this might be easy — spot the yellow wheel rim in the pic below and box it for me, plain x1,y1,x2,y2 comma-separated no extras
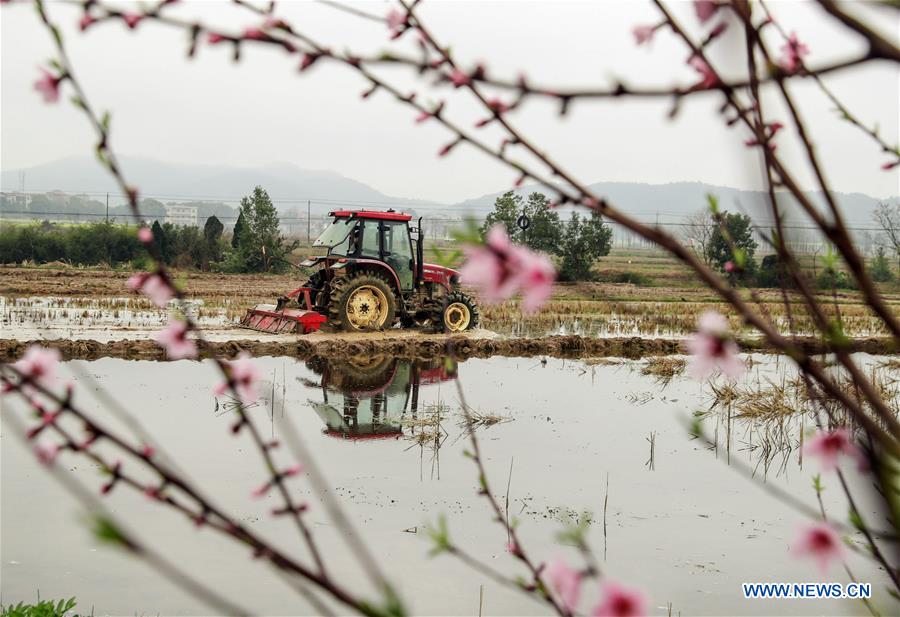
444,302,471,332
347,354,387,372
346,285,389,330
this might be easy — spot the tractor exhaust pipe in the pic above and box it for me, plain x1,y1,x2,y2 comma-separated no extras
416,216,424,287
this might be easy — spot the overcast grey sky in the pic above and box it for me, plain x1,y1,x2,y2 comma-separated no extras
2,0,898,203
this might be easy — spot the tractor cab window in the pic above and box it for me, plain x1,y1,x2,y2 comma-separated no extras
359,221,381,259
313,218,356,256
383,221,414,290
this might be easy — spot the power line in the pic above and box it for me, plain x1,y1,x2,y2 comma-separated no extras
0,209,889,232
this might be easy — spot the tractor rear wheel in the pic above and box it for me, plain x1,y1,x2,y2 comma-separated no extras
329,273,397,331
441,291,479,332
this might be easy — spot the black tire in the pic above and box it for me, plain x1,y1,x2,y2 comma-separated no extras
441,291,480,332
328,273,397,332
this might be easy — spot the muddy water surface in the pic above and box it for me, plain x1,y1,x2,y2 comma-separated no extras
1,354,892,616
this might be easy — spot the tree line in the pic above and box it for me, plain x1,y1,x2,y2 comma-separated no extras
682,205,896,288
0,192,238,224
0,186,297,273
482,191,613,281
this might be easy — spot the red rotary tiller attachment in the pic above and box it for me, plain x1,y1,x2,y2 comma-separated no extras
239,287,327,335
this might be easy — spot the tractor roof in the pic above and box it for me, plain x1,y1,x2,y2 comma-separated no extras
329,209,412,222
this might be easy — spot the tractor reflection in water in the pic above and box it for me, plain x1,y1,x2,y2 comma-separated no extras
305,355,455,441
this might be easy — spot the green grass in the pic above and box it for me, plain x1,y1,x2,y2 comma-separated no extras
1,598,81,617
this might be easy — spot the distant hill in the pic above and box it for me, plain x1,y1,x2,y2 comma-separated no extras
452,181,899,227
2,156,896,227
0,156,440,213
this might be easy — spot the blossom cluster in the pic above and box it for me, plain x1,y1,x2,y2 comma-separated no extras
460,225,556,313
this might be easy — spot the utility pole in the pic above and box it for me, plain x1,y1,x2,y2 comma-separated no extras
105,192,110,265
307,199,311,247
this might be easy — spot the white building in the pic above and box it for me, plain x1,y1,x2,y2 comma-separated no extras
164,204,198,227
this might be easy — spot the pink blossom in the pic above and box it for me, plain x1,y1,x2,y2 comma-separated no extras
122,13,142,29
410,101,444,123
34,442,61,466
207,32,228,45
263,16,288,30
79,433,99,451
141,274,175,308
282,463,304,478
437,141,457,157
137,226,153,243
780,32,809,74
709,20,728,38
792,522,844,573
299,53,320,71
685,310,745,380
272,502,309,516
724,260,735,272
632,25,656,45
516,248,556,313
486,98,510,114
14,345,61,390
693,1,720,24
460,225,517,303
802,428,865,472
882,161,900,171
127,272,147,292
215,352,261,402
505,540,521,557
545,560,583,612
154,320,197,360
449,68,470,87
34,69,61,103
79,13,96,31
127,271,174,306
27,410,60,439
386,8,406,30
140,445,156,458
242,27,266,40
251,481,272,498
459,225,556,313
688,56,718,89
592,581,648,617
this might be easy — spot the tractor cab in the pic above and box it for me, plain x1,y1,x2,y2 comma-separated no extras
313,210,417,291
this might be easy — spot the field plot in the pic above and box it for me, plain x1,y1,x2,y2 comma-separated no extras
2,263,898,615
2,264,898,345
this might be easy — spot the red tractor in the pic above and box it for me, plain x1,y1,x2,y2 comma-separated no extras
240,209,479,333
304,354,456,440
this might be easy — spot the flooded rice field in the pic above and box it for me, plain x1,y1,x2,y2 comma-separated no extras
0,296,238,341
2,353,896,615
2,296,897,365
3,294,897,343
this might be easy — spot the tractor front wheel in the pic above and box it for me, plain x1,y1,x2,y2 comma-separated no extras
441,291,479,332
329,274,397,331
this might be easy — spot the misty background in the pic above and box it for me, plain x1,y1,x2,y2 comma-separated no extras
1,0,898,241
